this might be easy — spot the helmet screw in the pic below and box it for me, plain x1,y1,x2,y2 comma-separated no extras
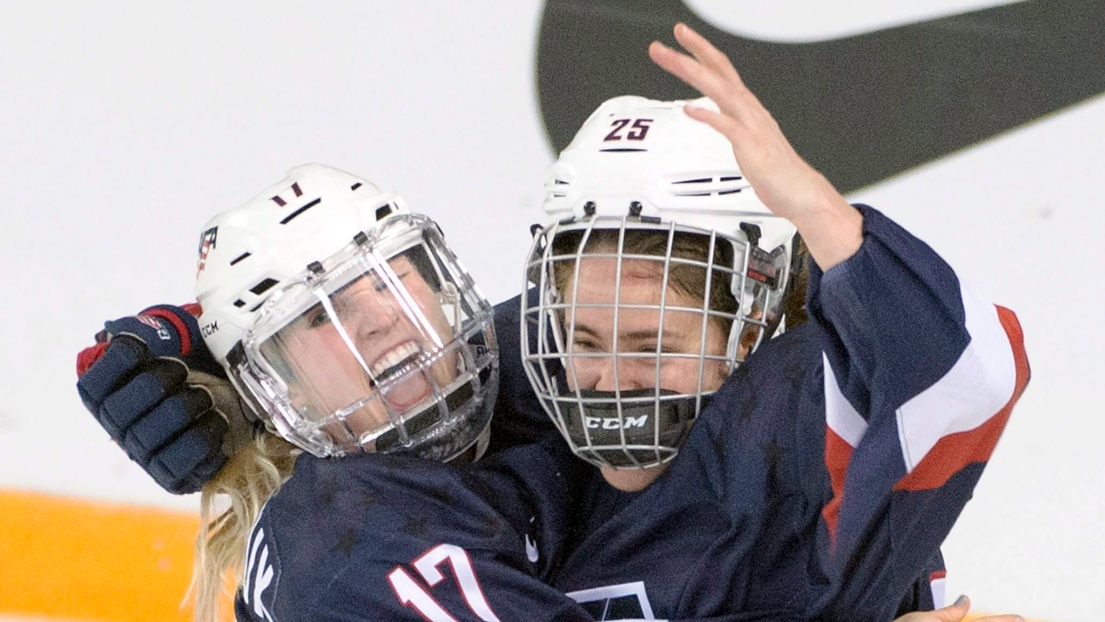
629,201,643,217
583,201,596,216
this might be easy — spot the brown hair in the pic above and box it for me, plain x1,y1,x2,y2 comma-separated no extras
779,233,809,328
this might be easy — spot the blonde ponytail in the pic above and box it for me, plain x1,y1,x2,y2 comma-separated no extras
188,433,298,621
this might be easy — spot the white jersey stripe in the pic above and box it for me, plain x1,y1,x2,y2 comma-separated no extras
243,525,263,604
896,285,1017,472
824,352,868,448
930,574,947,609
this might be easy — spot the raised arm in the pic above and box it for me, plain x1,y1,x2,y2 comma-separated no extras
647,22,862,271
647,22,1030,622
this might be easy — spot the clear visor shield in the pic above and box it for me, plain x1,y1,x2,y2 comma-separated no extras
521,217,781,469
240,215,497,459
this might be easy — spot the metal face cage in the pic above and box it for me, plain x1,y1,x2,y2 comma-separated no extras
521,215,786,470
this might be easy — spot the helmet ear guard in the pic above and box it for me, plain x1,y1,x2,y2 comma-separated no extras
725,236,792,365
224,341,266,425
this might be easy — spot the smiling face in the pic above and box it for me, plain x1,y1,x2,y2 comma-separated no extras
559,253,731,491
544,228,750,491
564,254,730,396
260,253,459,449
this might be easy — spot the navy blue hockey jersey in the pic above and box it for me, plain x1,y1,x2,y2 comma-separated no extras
540,206,1029,621
234,438,595,621
234,206,1027,621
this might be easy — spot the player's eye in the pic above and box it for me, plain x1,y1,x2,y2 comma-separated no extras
571,336,601,352
305,306,331,329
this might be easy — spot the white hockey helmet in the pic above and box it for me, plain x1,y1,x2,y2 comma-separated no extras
522,96,796,470
195,164,497,461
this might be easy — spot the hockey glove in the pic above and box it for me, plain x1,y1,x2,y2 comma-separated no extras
76,304,254,494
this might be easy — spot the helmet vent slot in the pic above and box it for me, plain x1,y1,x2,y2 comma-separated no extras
668,175,748,197
599,148,646,152
375,204,393,220
233,299,246,308
280,198,321,225
230,252,251,266
549,179,569,199
250,278,279,296
351,182,363,191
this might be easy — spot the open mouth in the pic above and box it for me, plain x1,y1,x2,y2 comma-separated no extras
371,341,423,382
370,341,433,410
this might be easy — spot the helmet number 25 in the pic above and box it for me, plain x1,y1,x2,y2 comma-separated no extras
604,118,654,142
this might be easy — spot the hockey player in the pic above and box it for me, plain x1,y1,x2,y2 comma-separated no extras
75,160,1022,622
74,27,1028,622
513,24,1028,621
77,163,609,621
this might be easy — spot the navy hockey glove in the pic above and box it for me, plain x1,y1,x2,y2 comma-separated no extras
76,304,252,494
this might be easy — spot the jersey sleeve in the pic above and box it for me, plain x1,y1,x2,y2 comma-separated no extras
805,205,1030,621
891,550,946,616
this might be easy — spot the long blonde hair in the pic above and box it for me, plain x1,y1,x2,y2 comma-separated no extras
188,432,298,621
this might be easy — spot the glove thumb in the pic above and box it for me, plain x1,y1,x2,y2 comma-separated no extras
187,369,260,458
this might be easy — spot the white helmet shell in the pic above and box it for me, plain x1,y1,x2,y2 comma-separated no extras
542,95,796,255
196,164,407,363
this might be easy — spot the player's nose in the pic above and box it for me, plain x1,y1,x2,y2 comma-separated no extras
592,355,648,392
342,288,402,346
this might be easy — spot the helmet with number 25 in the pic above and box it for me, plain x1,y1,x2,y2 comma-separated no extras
195,164,498,462
522,96,797,473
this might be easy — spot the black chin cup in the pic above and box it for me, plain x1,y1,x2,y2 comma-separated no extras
553,388,703,467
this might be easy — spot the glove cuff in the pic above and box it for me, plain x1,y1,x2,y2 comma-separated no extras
140,305,199,357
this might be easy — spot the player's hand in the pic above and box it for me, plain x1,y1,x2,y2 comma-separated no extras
76,304,252,494
647,22,862,270
894,595,1024,622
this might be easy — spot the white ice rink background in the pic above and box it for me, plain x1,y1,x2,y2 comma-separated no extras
0,1,1099,620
